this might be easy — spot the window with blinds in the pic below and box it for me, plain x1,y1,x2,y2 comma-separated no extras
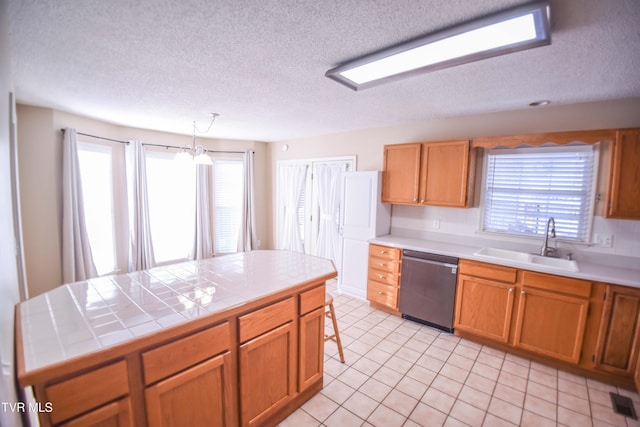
482,144,598,243
213,158,243,254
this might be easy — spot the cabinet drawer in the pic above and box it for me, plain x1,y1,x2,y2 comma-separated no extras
300,285,325,315
367,281,398,308
369,257,401,274
45,360,129,424
142,322,231,385
522,271,591,298
239,297,295,343
368,267,400,287
459,259,517,283
369,244,401,261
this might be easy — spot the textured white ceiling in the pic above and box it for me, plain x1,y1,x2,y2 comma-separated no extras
8,0,640,142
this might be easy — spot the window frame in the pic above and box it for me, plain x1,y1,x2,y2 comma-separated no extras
478,143,600,245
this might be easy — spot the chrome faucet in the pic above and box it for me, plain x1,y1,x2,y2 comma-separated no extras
540,217,557,257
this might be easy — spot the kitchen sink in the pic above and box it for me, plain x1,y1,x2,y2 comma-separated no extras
474,247,579,272
474,247,533,262
529,255,579,272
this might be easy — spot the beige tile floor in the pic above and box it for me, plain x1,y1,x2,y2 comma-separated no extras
280,280,640,427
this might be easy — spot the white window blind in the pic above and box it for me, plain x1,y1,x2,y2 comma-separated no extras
482,145,597,242
213,158,243,254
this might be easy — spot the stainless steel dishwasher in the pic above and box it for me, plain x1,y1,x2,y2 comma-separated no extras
398,249,459,333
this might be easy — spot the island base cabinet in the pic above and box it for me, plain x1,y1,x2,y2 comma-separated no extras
145,352,235,427
61,398,133,427
514,288,589,364
299,307,324,392
240,322,296,427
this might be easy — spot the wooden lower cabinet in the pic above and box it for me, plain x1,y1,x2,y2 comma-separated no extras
299,307,324,392
455,260,592,365
145,352,234,427
43,360,130,426
514,287,588,364
455,274,515,343
367,244,402,314
594,285,640,375
26,283,328,427
61,398,133,427
240,323,296,427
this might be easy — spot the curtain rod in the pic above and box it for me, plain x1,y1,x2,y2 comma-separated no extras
60,128,252,154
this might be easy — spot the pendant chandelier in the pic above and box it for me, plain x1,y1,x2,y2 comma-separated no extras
175,113,219,165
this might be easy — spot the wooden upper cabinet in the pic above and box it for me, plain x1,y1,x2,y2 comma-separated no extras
382,143,422,204
607,129,640,219
382,140,472,207
420,140,471,207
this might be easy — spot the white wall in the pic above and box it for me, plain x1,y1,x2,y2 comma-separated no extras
16,106,271,297
271,97,640,259
0,0,24,424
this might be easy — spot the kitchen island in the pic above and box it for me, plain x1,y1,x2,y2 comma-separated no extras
15,250,337,427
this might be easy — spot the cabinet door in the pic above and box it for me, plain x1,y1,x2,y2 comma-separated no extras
594,285,640,375
514,288,588,364
382,143,422,203
420,140,470,207
145,352,236,427
61,398,133,427
454,275,515,343
299,307,324,392
607,129,640,219
240,322,296,427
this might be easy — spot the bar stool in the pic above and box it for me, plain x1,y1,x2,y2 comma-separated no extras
324,293,345,363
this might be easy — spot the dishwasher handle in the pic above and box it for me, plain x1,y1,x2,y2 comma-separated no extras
402,249,458,266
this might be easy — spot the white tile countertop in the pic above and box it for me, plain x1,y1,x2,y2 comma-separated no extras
17,250,337,374
371,235,640,288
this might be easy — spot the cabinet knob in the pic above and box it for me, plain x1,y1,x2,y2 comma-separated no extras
378,291,384,295
521,291,526,296
421,199,425,203
379,275,385,279
509,288,514,293
380,263,385,267
380,250,386,254
413,197,418,202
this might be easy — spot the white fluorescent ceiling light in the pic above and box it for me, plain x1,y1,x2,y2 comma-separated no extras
326,0,551,91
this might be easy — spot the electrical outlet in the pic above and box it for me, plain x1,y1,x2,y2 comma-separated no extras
593,233,614,247
433,219,440,229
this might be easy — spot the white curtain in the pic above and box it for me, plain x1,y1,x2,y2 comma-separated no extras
279,164,308,252
193,164,213,259
126,140,155,271
314,163,343,261
61,128,98,282
237,150,257,252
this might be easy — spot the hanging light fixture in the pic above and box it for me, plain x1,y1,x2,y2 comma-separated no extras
175,113,219,165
